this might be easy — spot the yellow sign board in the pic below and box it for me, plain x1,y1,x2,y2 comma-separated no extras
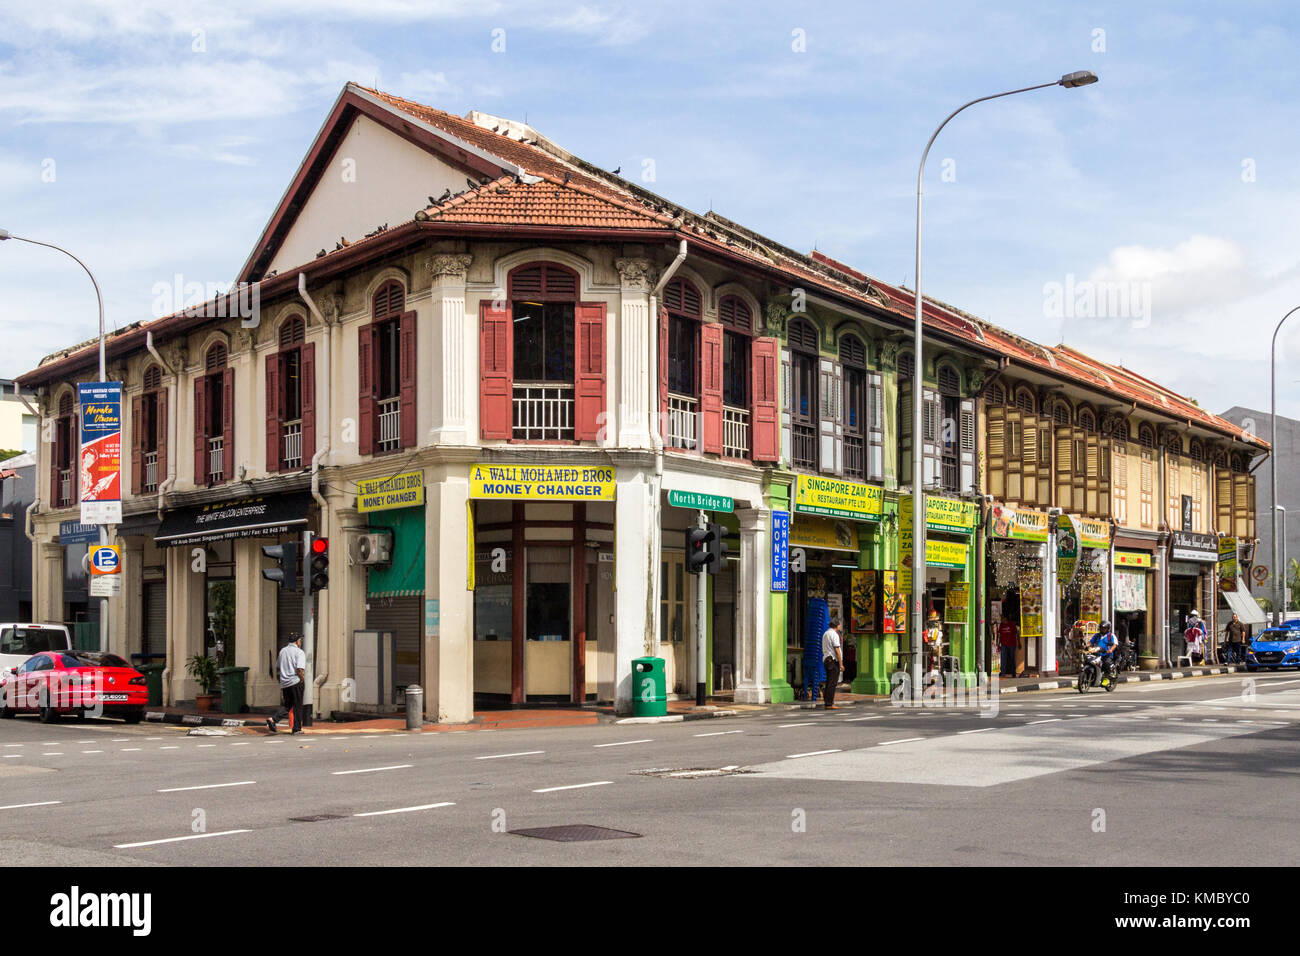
944,581,969,623
989,504,1049,542
469,463,615,501
356,471,426,513
790,516,859,552
900,539,969,591
794,476,884,522
900,494,978,534
1115,550,1151,568
1073,516,1111,550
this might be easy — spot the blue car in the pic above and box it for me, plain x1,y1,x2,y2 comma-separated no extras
1245,622,1300,671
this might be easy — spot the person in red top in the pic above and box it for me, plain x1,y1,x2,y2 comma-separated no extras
998,616,1019,678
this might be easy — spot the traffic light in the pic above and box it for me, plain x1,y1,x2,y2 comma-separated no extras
686,523,728,574
686,526,710,572
261,541,298,590
306,533,330,593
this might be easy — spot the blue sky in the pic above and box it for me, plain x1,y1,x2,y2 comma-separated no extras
2,0,1298,425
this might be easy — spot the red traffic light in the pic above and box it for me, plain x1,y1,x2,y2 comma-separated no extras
311,537,329,554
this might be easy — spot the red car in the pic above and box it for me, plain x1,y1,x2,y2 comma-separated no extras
0,650,147,723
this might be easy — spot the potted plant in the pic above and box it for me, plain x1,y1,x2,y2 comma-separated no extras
1139,654,1160,672
186,654,220,711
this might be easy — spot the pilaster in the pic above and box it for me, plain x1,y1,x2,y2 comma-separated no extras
616,257,653,449
428,254,473,446
734,507,772,703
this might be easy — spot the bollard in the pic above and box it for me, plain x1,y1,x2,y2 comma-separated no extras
405,684,424,731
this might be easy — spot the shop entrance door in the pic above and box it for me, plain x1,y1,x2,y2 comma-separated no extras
525,547,572,698
660,552,688,693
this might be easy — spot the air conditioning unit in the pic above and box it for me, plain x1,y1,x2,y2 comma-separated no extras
355,531,393,566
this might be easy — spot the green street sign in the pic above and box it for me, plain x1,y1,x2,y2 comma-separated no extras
668,490,734,513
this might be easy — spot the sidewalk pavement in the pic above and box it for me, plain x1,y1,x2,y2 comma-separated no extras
146,663,1250,733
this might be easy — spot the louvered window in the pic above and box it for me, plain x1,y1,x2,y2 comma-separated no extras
937,364,960,396
1015,387,1035,414
508,262,578,301
1189,439,1205,462
205,344,226,372
718,295,752,332
788,318,819,353
279,316,305,348
1079,408,1096,432
662,277,702,317
988,382,1006,406
144,365,162,390
841,335,867,479
1138,425,1155,449
373,280,404,319
1053,401,1071,426
1112,420,1130,443
897,352,914,379
790,320,818,471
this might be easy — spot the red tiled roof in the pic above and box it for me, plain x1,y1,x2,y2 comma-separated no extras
418,174,673,230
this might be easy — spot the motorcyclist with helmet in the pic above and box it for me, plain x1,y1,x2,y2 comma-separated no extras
1088,620,1119,685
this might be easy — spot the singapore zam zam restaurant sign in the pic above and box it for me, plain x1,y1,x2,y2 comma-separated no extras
469,464,615,500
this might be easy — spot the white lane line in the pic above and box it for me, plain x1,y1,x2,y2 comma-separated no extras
1200,719,1219,723
77,739,95,743
196,744,217,748
1027,718,1062,725
958,728,995,735
3,755,23,759
845,716,884,722
879,737,924,746
3,744,23,748
230,742,250,747
594,739,653,748
1167,717,1184,721
160,746,179,750
114,829,251,849
778,722,816,728
111,738,130,742
157,781,256,793
121,748,141,752
478,749,543,759
1130,716,1150,721
1066,714,1086,717
694,730,743,737
80,750,104,754
0,801,61,810
146,737,162,740
354,802,455,817
331,765,412,776
787,749,841,759
40,752,64,756
533,781,612,793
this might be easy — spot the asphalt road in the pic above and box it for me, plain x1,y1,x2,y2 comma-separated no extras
1,672,1297,866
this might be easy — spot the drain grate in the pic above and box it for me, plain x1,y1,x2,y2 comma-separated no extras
511,824,641,842
633,766,751,779
290,813,346,822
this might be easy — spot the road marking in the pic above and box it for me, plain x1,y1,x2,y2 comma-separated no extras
1200,719,1219,723
594,739,653,748
1167,717,1183,721
157,781,256,793
331,765,412,776
958,728,995,735
231,742,250,747
80,750,104,754
879,737,923,746
475,751,546,760
787,749,841,759
778,722,815,728
121,748,141,752
40,752,64,756
146,737,162,740
196,744,217,748
844,716,884,722
114,829,251,849
1130,716,1150,720
0,801,60,810
111,738,129,742
77,739,95,743
533,781,612,793
1066,714,1086,717
3,744,22,748
3,755,23,759
354,802,455,817
694,730,743,737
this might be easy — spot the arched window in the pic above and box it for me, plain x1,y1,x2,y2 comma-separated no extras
52,390,77,506
987,382,1006,406
267,314,314,471
718,295,752,332
1052,399,1071,427
1015,387,1036,415
1139,424,1156,449
789,318,819,470
136,364,166,492
718,296,753,459
1165,431,1182,456
144,365,162,390
663,278,705,451
936,364,960,397
1112,419,1130,443
1078,407,1096,432
662,277,702,317
1189,439,1205,462
367,281,411,453
897,351,914,379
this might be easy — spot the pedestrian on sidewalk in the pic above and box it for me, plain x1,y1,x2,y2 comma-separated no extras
1223,613,1246,664
268,635,306,734
998,614,1019,679
1184,611,1207,665
822,615,844,710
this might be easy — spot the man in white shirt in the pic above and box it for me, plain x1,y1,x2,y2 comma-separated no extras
267,635,307,734
822,615,844,710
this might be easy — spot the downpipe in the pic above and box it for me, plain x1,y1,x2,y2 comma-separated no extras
145,331,177,518
298,273,332,707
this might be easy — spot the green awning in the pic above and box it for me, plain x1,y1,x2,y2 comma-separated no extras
367,505,425,598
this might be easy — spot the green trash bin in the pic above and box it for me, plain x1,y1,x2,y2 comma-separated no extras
217,666,250,715
139,663,166,707
631,657,667,717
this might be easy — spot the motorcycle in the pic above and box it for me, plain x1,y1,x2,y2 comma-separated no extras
1114,640,1137,674
1077,652,1117,693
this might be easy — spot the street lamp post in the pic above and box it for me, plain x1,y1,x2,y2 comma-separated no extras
910,71,1098,700
1270,306,1300,625
0,228,110,649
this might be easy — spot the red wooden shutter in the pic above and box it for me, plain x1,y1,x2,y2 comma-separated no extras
50,419,63,504
658,306,669,439
194,378,207,485
300,342,316,467
574,302,606,441
131,396,143,496
156,389,168,487
751,337,779,462
480,301,512,439
700,322,723,454
399,311,417,448
220,369,233,481
265,354,280,473
358,325,375,455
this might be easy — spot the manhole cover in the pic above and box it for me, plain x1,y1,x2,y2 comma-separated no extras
290,814,346,822
632,766,751,779
511,825,641,842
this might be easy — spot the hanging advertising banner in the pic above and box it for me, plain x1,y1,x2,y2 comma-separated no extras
900,538,969,592
789,516,859,552
793,476,884,522
851,569,875,633
1114,567,1148,612
1170,530,1217,563
900,494,978,535
78,382,122,525
1057,514,1079,588
881,570,904,634
468,463,615,500
770,510,789,593
1218,536,1238,592
989,504,1049,542
944,581,969,624
1080,576,1103,633
1018,565,1044,638
1074,517,1111,550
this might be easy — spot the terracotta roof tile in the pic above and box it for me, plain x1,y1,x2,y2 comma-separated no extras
419,174,673,230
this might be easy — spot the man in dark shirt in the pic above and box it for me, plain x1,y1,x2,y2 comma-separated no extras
1223,613,1246,664
998,616,1019,678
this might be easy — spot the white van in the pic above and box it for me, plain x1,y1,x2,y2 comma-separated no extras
0,624,74,672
